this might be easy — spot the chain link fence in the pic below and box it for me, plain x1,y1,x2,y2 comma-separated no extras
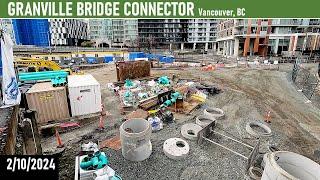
292,62,320,100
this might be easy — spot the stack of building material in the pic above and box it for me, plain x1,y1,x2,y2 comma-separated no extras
145,53,175,63
18,70,68,87
26,82,70,125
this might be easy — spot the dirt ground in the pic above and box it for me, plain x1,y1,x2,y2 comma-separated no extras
42,62,320,180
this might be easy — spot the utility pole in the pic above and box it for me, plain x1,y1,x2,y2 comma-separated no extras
47,31,51,54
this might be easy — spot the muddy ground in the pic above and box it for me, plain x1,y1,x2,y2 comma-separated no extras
42,63,320,180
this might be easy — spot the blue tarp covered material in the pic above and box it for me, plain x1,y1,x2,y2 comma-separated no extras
160,56,174,63
129,52,145,60
146,53,162,60
87,57,97,64
139,53,175,63
104,56,113,63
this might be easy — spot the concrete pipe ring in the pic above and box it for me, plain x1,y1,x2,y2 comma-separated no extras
120,118,152,161
262,151,320,179
203,107,225,120
248,166,263,180
163,138,190,160
267,145,280,152
261,153,270,169
196,115,216,127
181,123,202,140
245,121,272,138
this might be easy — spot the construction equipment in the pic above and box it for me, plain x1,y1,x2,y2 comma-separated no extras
14,57,81,74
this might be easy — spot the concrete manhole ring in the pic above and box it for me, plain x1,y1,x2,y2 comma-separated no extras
181,123,202,140
163,138,190,160
246,121,272,138
248,166,263,180
203,107,225,120
261,153,270,169
196,115,216,127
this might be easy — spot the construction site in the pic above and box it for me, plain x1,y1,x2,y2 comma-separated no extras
1,19,320,180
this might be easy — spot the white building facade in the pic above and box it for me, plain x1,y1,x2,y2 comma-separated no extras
88,19,138,47
49,19,88,46
187,19,218,51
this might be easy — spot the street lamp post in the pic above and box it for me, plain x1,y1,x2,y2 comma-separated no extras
47,31,51,54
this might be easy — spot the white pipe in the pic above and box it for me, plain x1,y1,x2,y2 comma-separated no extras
262,151,320,180
120,118,152,161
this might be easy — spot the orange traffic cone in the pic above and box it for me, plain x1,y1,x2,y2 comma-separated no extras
55,129,64,148
101,104,106,116
265,111,271,123
98,116,105,130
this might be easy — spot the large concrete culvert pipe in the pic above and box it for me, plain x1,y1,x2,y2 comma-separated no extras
262,151,320,180
120,118,152,161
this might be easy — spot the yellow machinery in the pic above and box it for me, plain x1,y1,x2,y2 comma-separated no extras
14,57,82,74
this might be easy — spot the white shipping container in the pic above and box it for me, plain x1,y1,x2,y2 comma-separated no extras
68,75,102,116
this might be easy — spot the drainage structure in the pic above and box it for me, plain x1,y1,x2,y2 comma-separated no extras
120,118,152,161
262,151,320,180
203,107,225,120
196,115,216,127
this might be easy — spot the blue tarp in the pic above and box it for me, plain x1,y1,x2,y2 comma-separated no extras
87,57,97,64
129,52,145,60
160,56,174,63
104,56,113,63
146,53,174,63
145,53,162,60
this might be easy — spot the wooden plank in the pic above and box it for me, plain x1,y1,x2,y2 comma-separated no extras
39,112,101,131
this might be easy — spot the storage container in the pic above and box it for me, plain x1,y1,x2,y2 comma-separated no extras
68,75,102,116
26,82,70,124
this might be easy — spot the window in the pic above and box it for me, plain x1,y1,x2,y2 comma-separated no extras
261,27,268,31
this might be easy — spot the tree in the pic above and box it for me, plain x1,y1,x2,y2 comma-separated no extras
81,41,94,47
